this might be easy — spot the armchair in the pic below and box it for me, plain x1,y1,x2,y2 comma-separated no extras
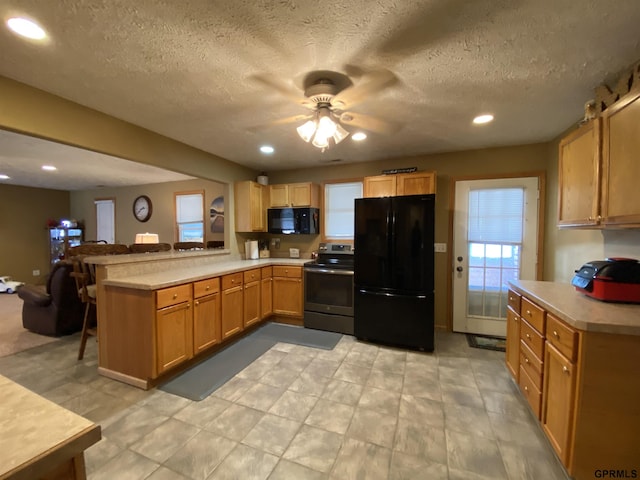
17,261,86,336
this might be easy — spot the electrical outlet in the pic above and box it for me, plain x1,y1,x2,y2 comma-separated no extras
434,243,447,253
32,269,40,276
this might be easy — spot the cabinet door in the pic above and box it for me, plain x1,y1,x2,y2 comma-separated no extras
269,185,289,207
273,277,302,316
234,181,266,232
221,285,243,339
193,292,221,354
396,171,436,195
602,91,640,226
156,302,193,375
243,280,261,327
505,307,520,380
261,276,273,319
542,342,577,465
558,119,601,227
363,175,396,198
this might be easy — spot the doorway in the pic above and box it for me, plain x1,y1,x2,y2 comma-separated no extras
95,198,115,244
452,177,540,336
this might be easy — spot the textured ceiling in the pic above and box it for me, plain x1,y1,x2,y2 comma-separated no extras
1,0,640,187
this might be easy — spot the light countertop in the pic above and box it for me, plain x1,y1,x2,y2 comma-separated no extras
0,374,101,479
102,258,310,290
509,280,640,336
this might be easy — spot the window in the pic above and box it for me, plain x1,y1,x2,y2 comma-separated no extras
175,191,204,242
324,181,363,240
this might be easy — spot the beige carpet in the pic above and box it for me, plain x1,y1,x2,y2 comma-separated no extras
0,294,60,357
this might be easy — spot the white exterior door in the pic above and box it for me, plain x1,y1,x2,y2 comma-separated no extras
453,177,539,337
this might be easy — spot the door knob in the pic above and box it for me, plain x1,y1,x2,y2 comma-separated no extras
457,256,463,262
456,266,463,272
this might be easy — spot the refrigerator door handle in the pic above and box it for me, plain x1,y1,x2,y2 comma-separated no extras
357,288,427,300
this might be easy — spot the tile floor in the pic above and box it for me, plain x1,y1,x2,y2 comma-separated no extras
0,328,569,480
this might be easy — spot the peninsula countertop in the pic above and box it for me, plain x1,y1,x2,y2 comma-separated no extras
509,280,640,336
0,374,101,479
101,258,310,290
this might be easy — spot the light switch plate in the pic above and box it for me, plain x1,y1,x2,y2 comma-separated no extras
434,243,447,253
289,248,300,258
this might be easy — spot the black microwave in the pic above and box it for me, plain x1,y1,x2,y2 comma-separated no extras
267,207,319,234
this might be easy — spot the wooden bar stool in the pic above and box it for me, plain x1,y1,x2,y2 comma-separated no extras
70,258,97,360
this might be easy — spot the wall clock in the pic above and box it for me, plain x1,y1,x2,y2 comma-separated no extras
133,195,152,222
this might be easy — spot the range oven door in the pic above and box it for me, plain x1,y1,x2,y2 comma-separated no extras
304,268,354,317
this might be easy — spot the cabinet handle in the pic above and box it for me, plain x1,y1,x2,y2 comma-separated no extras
195,300,199,306
173,293,178,299
206,285,210,290
526,333,531,340
524,357,529,364
231,279,235,283
562,365,569,374
509,296,514,301
597,215,602,221
588,216,593,221
526,309,531,316
524,386,529,392
552,330,559,338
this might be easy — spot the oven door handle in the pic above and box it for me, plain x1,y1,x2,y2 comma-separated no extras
305,268,354,276
357,288,427,300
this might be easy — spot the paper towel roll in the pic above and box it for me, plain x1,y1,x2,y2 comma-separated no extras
245,240,259,260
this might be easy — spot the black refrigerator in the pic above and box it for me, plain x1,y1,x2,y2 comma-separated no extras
354,194,435,351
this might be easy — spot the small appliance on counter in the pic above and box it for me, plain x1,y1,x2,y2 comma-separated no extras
572,258,640,303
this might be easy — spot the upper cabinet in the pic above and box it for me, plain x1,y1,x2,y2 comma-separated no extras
363,171,436,198
269,182,320,208
558,90,640,228
601,90,640,227
235,181,267,232
557,119,602,227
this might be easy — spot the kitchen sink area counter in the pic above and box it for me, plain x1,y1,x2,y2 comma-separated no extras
507,280,640,480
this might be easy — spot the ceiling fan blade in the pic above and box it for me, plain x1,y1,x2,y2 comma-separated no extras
332,70,398,109
248,114,313,131
340,112,401,134
249,74,314,108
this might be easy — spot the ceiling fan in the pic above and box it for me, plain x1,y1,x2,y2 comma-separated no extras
250,69,400,150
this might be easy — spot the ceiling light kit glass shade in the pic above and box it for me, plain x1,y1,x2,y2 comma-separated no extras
297,105,350,150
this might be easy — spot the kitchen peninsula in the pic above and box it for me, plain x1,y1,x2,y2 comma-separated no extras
507,280,640,480
85,249,308,390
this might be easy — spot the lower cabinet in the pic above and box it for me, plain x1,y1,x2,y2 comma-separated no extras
243,269,261,327
156,284,193,375
505,307,520,380
272,266,303,316
261,267,273,319
221,272,244,339
193,277,221,354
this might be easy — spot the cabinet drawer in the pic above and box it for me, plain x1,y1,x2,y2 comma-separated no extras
520,318,545,360
193,277,220,298
520,340,543,389
243,268,261,284
547,314,578,362
272,265,302,278
519,365,542,419
157,284,192,309
508,289,521,313
261,266,272,279
520,297,546,333
222,272,243,290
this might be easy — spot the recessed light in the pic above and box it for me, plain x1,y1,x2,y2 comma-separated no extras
42,165,57,171
0,174,10,180
6,17,47,40
352,132,367,141
473,114,494,125
260,145,274,154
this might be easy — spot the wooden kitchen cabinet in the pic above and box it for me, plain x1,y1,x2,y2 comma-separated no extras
243,268,261,327
261,266,273,319
272,265,303,316
363,171,436,197
221,272,243,339
193,277,221,354
505,300,520,380
557,118,602,227
156,284,193,375
601,90,640,227
268,182,320,208
235,181,267,232
542,336,577,465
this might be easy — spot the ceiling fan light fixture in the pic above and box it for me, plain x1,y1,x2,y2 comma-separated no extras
311,132,329,149
296,120,317,142
332,122,350,145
